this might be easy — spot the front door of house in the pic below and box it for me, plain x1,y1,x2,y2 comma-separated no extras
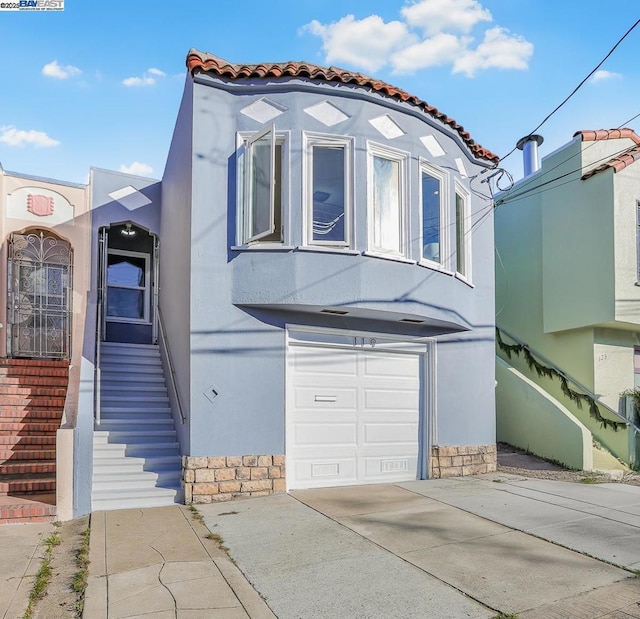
99,223,157,345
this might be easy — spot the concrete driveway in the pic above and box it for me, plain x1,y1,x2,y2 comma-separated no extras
198,473,640,619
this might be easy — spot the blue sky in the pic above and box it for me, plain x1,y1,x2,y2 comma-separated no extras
0,0,639,184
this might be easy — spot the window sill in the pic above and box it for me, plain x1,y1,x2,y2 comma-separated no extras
418,260,454,276
363,251,416,265
231,245,296,252
296,246,361,256
455,272,475,288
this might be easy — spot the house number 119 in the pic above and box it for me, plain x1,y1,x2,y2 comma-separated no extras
353,337,376,348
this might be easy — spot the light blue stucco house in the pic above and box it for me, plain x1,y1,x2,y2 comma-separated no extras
155,50,500,503
0,49,502,522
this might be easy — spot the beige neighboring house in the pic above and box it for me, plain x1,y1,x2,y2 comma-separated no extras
0,164,91,522
495,128,640,471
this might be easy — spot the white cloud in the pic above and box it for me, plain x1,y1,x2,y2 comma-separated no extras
122,68,167,87
0,125,59,147
42,60,82,79
392,32,467,73
119,161,153,176
303,1,532,78
590,69,622,83
302,15,412,73
401,0,491,36
122,76,156,87
453,27,533,77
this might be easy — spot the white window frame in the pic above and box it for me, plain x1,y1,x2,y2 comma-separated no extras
419,160,449,270
236,128,289,246
105,248,150,324
367,141,410,259
303,132,354,248
454,181,472,282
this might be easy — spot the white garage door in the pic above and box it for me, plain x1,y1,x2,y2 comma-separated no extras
287,340,422,490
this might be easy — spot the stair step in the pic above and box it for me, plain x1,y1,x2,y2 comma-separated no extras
101,353,160,365
101,395,169,405
0,435,56,447
0,400,64,408
92,469,181,488
101,375,166,385
0,449,56,460
0,460,56,475
0,421,60,433
0,367,68,379
0,386,67,396
93,442,179,457
101,343,159,354
0,375,69,387
100,406,171,415
94,430,178,444
0,410,63,424
98,386,168,397
92,454,181,473
101,365,163,376
0,494,57,524
94,418,174,429
92,489,183,511
0,477,56,494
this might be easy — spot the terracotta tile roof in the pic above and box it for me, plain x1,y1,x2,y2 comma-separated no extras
186,49,499,164
575,128,640,179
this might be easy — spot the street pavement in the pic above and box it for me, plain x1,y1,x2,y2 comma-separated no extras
199,474,640,618
0,521,52,619
2,473,639,619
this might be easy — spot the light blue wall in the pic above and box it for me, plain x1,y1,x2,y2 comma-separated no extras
160,77,194,453
73,168,161,516
163,74,496,458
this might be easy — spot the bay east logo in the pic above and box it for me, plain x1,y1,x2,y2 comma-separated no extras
20,0,64,7
0,0,64,9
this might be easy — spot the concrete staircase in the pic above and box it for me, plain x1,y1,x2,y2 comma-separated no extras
0,358,69,524
92,342,183,511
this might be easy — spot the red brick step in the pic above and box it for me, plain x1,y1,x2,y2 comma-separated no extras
0,460,56,475
0,421,60,434
0,493,56,524
0,435,57,447
0,449,56,460
0,475,56,494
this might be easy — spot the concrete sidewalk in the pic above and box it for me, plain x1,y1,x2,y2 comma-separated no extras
199,477,640,619
84,505,275,619
0,521,52,619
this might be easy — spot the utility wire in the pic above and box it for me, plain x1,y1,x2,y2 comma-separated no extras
498,17,640,165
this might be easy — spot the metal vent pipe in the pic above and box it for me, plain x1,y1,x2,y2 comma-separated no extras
516,134,544,177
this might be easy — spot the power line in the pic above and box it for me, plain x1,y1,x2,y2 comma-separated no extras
498,17,640,165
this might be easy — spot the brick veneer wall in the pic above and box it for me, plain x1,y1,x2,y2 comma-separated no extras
429,444,497,478
182,455,286,504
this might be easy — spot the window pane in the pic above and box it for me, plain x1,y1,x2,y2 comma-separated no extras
107,287,144,319
422,172,441,262
312,146,345,243
107,256,145,287
373,156,401,253
259,144,283,242
250,135,273,239
456,193,466,275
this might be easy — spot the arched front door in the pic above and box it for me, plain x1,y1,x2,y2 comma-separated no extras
7,229,73,359
99,223,158,345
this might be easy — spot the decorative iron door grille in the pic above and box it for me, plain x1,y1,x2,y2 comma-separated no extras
8,231,73,359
